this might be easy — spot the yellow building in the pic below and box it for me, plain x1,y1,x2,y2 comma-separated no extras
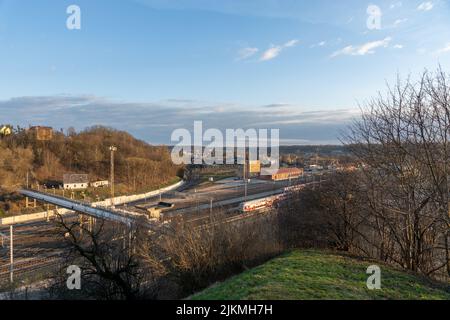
261,168,304,181
249,160,261,174
0,125,12,136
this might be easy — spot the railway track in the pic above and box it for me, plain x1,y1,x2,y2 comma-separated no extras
194,208,274,230
0,256,61,285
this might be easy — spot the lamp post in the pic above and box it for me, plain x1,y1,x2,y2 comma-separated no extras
110,146,117,207
10,225,13,284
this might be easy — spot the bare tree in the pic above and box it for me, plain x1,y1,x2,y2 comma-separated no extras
49,215,164,300
344,68,450,278
159,211,282,296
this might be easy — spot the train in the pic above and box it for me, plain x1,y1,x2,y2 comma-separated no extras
239,184,305,213
239,194,285,213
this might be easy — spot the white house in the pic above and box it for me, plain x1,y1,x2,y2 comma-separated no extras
63,174,89,190
90,180,109,188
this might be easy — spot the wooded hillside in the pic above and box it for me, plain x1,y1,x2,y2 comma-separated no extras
0,125,182,212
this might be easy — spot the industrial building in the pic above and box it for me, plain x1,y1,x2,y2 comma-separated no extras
261,168,303,181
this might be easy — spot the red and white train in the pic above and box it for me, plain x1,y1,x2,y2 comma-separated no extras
239,194,286,213
239,184,305,213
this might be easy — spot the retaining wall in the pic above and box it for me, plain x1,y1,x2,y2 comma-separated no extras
0,180,185,226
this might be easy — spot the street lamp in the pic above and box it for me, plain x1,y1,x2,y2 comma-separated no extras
110,146,117,207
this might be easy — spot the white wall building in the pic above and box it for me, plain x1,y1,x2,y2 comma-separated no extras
90,180,109,188
63,174,89,190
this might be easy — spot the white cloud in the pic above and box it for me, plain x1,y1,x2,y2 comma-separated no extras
417,2,434,11
435,43,450,55
310,41,326,48
260,47,282,61
260,39,299,62
331,37,392,58
390,1,403,9
393,44,404,49
237,47,259,61
284,39,299,47
0,95,355,145
393,18,407,26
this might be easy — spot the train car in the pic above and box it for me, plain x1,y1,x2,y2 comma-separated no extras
239,195,280,213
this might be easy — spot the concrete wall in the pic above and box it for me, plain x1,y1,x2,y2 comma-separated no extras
0,180,184,226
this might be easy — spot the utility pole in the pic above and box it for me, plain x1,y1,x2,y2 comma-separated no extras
79,215,83,237
210,198,213,218
110,146,117,207
244,180,248,201
243,148,248,202
25,171,29,208
10,225,13,284
88,216,93,233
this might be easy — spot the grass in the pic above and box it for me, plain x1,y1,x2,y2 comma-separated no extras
198,171,237,185
191,250,450,300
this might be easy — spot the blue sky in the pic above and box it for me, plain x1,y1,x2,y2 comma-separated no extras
1,0,450,144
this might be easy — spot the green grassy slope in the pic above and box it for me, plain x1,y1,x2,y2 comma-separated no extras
191,250,450,300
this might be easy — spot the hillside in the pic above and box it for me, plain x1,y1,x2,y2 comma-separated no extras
0,125,182,214
191,250,450,300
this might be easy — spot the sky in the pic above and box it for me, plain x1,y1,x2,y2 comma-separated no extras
1,0,450,145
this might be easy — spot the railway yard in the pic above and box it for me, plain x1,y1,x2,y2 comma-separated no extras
0,174,313,288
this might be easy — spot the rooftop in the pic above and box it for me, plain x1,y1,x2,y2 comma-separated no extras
63,173,89,184
274,168,303,175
